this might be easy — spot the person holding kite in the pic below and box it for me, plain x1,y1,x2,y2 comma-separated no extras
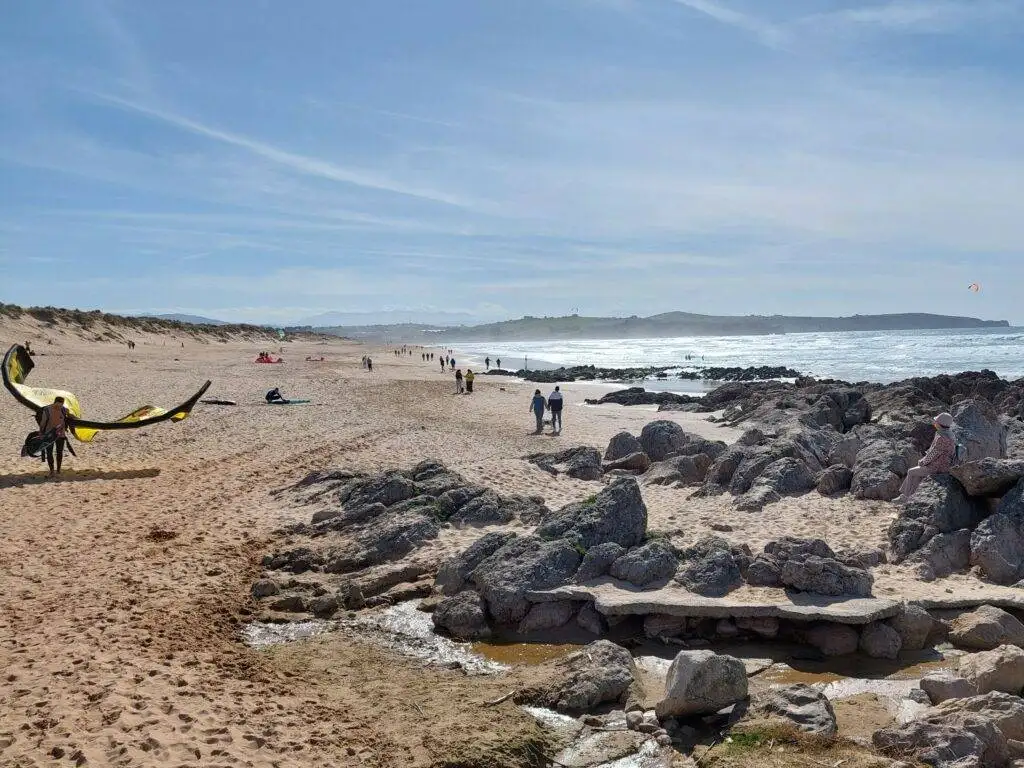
36,396,69,476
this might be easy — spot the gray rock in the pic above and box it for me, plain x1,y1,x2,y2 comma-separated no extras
639,420,692,462
736,616,781,639
516,640,638,714
971,514,1024,586
517,601,576,634
536,478,648,550
950,605,1024,651
470,536,583,625
874,713,1008,768
605,431,643,462
959,645,1024,695
745,555,782,587
675,537,742,597
829,434,862,470
804,622,859,657
656,650,748,718
703,447,749,489
766,536,835,561
575,542,628,582
644,614,688,639
780,555,873,597
602,452,652,475
817,465,854,496
836,547,886,569
644,454,713,487
432,591,491,640
356,509,441,564
308,595,339,618
851,436,918,501
928,693,1024,742
749,684,837,738
609,540,678,587
908,529,972,580
577,604,606,635
251,579,280,598
889,475,987,563
953,459,1024,498
860,621,902,659
449,489,515,526
729,450,777,495
953,399,1008,463
435,531,518,595
269,594,306,612
735,485,781,511
921,671,980,704
528,446,604,481
758,457,818,495
888,603,936,651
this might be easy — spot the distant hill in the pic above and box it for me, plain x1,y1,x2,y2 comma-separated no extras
143,313,231,326
299,310,478,327
313,312,1010,342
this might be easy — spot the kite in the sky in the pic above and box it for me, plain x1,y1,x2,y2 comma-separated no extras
969,283,981,293
2,344,210,443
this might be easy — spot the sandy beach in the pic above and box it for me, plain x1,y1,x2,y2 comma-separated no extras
0,318,1012,767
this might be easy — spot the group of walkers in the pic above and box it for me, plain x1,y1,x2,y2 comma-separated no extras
530,386,564,435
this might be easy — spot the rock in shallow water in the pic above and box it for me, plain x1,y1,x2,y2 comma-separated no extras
432,591,491,640
515,640,639,715
656,649,748,719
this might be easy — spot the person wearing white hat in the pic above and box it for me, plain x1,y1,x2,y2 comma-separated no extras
897,412,956,502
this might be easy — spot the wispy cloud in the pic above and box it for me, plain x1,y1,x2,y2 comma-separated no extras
804,0,1024,33
666,0,788,47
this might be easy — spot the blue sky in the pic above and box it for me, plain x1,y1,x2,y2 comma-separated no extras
2,0,1023,325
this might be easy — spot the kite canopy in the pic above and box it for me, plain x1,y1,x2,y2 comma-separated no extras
2,344,210,442
969,283,981,293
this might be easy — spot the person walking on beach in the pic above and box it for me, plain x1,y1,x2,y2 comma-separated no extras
37,396,69,477
440,357,446,372
547,385,564,433
454,369,464,394
366,356,373,372
485,357,490,371
496,358,501,370
465,369,475,393
897,412,956,502
530,389,546,434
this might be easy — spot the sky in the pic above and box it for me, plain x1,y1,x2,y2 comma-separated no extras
2,0,1023,325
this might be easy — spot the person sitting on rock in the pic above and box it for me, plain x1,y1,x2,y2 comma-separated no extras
898,412,956,502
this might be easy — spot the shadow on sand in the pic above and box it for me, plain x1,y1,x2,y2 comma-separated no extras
0,468,161,488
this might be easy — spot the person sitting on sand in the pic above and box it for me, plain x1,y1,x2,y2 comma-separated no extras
530,389,546,434
265,388,289,404
548,385,564,433
898,412,956,502
465,369,475,393
37,396,69,476
454,369,464,394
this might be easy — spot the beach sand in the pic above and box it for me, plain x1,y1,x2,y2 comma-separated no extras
0,321,998,766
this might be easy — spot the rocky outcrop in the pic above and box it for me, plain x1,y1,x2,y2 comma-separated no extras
602,452,651,475
949,606,1024,652
435,532,518,595
433,591,491,640
970,480,1024,585
517,601,576,634
643,454,714,487
748,684,837,738
515,640,639,714
745,537,873,597
851,433,918,501
575,542,628,582
953,459,1024,498
817,464,853,496
605,431,644,461
536,478,647,550
674,536,743,597
921,671,980,704
874,712,1009,768
927,693,1024,743
888,603,935,651
527,446,604,481
889,475,987,564
859,621,902,659
953,399,1008,463
804,622,860,657
655,650,748,718
609,540,678,587
959,645,1024,696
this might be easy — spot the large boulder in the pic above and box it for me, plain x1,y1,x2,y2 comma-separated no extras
817,464,853,496
953,399,1008,463
517,601,576,634
888,603,936,651
851,435,918,501
889,475,987,563
655,650,748,718
469,536,582,625
959,645,1024,695
747,684,837,738
605,431,643,462
643,454,713,487
908,529,973,581
950,606,1024,651
755,457,817,495
639,420,691,462
928,693,1024,742
701,447,749,491
728,450,777,495
921,671,980,704
575,542,628,582
432,591,491,640
675,536,743,597
602,452,651,474
536,478,647,550
860,621,902,659
528,447,604,481
971,514,1024,586
435,532,519,595
779,556,873,597
515,640,638,714
953,459,1024,498
874,713,1008,768
609,540,678,587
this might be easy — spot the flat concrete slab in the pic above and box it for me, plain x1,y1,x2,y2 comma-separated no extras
528,578,902,625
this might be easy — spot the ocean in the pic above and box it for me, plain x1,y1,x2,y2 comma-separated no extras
454,327,1024,386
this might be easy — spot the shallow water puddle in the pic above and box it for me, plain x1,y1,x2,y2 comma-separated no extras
473,640,585,665
241,619,335,649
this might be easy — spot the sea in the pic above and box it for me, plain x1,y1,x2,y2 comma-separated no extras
454,327,1024,390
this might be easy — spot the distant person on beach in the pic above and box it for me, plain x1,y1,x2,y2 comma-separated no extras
530,390,546,434
440,358,445,372
465,369,475,393
37,396,69,477
265,388,289,404
548,386,564,433
450,357,456,368
897,412,957,502
485,357,490,370
496,358,501,370
366,357,373,372
454,369,464,394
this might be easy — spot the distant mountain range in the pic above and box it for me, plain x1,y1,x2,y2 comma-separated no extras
295,310,480,327
310,312,1010,342
143,313,231,326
